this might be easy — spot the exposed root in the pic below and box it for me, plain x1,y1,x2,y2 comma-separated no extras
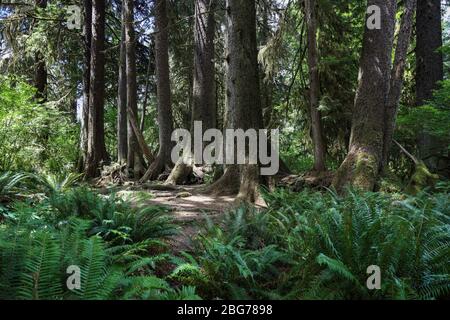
165,156,193,186
201,166,240,196
95,163,128,186
140,154,172,183
278,171,334,191
236,164,265,205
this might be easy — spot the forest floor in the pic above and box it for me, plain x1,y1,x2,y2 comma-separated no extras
114,185,239,253
106,171,332,253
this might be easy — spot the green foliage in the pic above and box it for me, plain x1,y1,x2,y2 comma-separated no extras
0,77,79,173
30,172,82,195
0,214,123,300
397,79,450,150
0,183,191,300
45,187,176,244
0,171,28,203
177,189,450,300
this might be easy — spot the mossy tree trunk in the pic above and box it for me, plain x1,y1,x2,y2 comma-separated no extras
206,0,263,203
333,0,397,192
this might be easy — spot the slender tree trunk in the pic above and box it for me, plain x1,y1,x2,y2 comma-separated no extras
192,0,216,133
117,5,128,165
416,0,443,106
382,0,417,172
140,56,153,132
259,2,273,128
141,0,174,182
416,0,445,172
332,0,397,192
305,0,326,172
34,0,47,102
78,0,92,172
84,0,108,178
166,0,216,185
206,0,263,202
124,0,144,178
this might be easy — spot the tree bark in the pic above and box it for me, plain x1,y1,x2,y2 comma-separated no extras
117,5,128,165
127,106,155,164
78,0,92,173
84,0,108,178
305,0,326,172
416,0,443,106
206,0,263,202
124,0,144,178
416,0,445,172
34,0,47,102
382,0,417,172
141,0,174,182
191,0,216,133
332,0,397,192
166,0,216,186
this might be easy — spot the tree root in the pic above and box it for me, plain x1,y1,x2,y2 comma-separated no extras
140,154,171,183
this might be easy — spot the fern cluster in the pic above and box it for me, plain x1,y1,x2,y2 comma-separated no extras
173,188,449,300
0,177,193,300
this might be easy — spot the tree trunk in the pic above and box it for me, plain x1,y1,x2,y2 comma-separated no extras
332,0,397,192
117,5,128,165
192,0,216,133
206,0,263,203
416,0,445,172
166,0,216,186
34,0,47,102
124,0,144,178
305,0,326,172
259,2,273,128
78,0,92,172
416,0,443,106
84,0,108,178
382,0,417,172
141,0,174,182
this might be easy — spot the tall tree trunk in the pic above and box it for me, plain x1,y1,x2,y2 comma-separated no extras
84,0,108,178
305,0,326,172
416,0,445,173
117,5,128,165
124,0,144,178
382,0,417,172
206,0,263,203
166,0,216,185
141,0,174,182
416,0,443,106
78,0,92,172
192,0,216,133
259,2,273,128
332,0,397,192
34,0,47,102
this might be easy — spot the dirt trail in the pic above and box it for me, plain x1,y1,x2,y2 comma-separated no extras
121,185,236,252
